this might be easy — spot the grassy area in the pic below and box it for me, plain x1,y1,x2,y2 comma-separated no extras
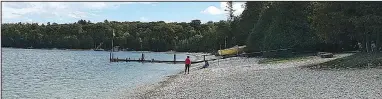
309,52,382,69
258,54,312,64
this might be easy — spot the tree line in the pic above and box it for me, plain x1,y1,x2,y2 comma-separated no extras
244,2,382,53
2,2,382,53
2,19,234,52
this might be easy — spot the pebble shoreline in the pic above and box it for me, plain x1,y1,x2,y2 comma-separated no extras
123,53,382,98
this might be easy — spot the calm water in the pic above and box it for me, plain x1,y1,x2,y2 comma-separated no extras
2,48,191,99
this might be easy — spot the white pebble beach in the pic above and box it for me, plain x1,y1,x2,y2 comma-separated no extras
123,53,382,98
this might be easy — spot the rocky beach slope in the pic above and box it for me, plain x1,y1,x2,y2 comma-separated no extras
123,53,382,98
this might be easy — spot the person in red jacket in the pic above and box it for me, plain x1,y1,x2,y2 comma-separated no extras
185,56,191,74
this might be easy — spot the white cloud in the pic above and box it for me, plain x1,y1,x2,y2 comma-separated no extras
83,2,107,9
220,2,228,11
164,20,175,23
139,17,149,22
2,2,83,20
201,6,223,15
232,2,245,16
201,2,246,16
68,11,90,19
2,2,158,22
2,2,41,19
3,13,23,19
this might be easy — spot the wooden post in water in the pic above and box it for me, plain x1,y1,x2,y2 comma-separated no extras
203,55,206,61
174,54,176,64
141,53,145,62
110,29,115,62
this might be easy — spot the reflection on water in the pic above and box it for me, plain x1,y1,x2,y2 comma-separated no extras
2,48,188,99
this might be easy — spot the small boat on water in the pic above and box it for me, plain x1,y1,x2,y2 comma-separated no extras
218,45,246,56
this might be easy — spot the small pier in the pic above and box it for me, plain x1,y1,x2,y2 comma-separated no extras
110,58,219,64
110,53,219,64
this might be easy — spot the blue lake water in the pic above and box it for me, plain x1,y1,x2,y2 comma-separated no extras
1,48,192,99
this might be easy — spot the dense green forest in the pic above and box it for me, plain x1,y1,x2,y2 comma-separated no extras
2,19,232,52
2,2,382,53
244,1,382,53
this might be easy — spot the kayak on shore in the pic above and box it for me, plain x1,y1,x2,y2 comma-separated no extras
218,45,246,56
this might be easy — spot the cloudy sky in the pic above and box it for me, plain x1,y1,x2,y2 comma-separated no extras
2,2,245,24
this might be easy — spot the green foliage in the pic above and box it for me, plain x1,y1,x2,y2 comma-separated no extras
2,19,234,52
4,2,382,53
236,2,265,45
245,1,382,53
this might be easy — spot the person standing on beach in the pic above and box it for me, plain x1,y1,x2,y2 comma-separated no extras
185,56,191,74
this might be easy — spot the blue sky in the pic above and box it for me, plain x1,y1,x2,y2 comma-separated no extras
2,2,245,24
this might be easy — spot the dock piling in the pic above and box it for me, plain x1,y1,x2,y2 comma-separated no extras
174,54,176,64
109,53,112,62
141,53,145,61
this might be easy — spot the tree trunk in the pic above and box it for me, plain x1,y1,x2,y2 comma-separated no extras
363,34,367,52
377,31,380,51
366,32,371,52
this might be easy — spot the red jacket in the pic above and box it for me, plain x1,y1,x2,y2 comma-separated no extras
185,58,191,64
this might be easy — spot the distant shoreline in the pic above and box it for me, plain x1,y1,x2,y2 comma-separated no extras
1,47,212,53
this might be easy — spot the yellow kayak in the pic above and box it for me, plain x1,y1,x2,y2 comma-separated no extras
218,45,246,56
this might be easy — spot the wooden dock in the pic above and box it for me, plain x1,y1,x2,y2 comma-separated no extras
109,51,248,64
110,58,218,64
109,53,224,64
